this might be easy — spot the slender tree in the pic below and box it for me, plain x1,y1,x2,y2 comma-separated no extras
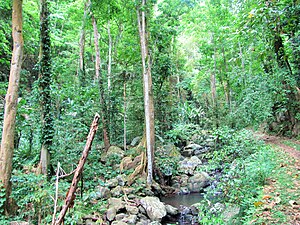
0,0,24,214
39,0,54,175
92,13,110,151
137,0,155,185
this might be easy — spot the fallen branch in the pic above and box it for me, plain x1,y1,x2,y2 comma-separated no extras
54,113,100,225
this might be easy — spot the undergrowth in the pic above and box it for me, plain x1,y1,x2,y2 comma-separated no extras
198,127,277,224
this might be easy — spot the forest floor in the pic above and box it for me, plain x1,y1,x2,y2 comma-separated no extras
251,134,300,225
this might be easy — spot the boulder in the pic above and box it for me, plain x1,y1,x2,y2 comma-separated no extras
108,197,125,211
107,146,125,158
182,143,202,157
126,205,139,215
122,214,138,224
95,186,111,199
106,207,117,221
165,204,179,215
107,178,119,188
187,172,210,192
140,196,167,221
111,221,127,225
111,186,122,197
178,156,202,175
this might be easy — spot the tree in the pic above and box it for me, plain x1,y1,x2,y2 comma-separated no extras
137,0,155,185
0,0,23,214
38,0,54,175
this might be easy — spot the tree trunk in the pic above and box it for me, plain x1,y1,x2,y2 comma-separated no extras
0,0,23,214
92,14,110,151
123,79,127,151
137,0,155,185
78,0,91,85
39,0,54,175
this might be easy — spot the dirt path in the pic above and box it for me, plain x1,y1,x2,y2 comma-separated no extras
254,134,300,224
261,134,300,159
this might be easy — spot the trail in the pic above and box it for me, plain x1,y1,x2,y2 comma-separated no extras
254,134,300,224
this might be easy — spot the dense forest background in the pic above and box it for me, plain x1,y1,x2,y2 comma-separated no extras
0,0,299,224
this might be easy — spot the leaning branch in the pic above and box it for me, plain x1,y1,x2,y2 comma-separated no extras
54,113,100,225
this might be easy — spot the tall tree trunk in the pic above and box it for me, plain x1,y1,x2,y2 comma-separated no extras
78,0,91,86
92,14,110,151
222,47,230,107
0,0,23,214
39,0,54,175
107,20,112,91
137,0,155,185
123,79,127,151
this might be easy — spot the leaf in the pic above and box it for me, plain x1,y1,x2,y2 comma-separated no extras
254,201,264,207
262,195,272,200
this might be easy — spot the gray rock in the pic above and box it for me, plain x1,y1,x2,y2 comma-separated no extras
191,203,202,215
187,172,210,192
111,186,122,197
179,186,190,195
182,143,202,157
116,174,127,186
122,214,138,224
126,205,139,215
115,213,127,221
107,178,119,188
106,207,117,221
108,197,125,211
165,204,179,215
107,146,125,158
138,205,147,214
140,196,167,221
149,222,162,225
95,186,111,199
179,174,189,186
178,156,202,175
111,221,127,225
10,222,31,225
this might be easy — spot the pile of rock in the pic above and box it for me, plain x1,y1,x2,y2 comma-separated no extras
105,196,179,225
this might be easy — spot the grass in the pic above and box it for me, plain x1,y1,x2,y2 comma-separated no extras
282,140,300,151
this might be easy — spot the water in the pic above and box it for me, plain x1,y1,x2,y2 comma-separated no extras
160,193,204,225
160,192,204,208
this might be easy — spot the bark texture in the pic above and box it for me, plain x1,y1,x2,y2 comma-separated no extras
0,0,24,214
137,0,155,185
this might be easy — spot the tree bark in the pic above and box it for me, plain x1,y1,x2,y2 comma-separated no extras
0,0,23,214
39,0,54,175
92,14,110,151
137,0,155,185
54,114,100,225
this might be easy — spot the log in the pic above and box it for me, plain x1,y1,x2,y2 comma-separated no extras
54,113,100,225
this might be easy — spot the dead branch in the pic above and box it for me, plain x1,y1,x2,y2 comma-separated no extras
54,113,100,225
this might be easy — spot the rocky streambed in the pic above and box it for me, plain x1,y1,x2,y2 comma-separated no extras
80,134,237,224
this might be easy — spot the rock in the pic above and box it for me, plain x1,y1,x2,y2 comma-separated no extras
95,186,111,199
106,207,117,221
210,202,225,215
140,196,167,221
111,221,127,225
187,172,210,192
165,204,179,215
194,146,210,156
120,155,142,171
178,156,202,175
138,205,147,214
122,214,138,224
107,146,125,158
179,186,190,195
111,186,122,197
179,174,189,187
107,178,119,188
116,174,127,186
115,213,127,221
131,136,142,146
122,187,134,195
191,203,202,215
149,222,162,225
108,197,125,211
126,205,139,215
181,143,202,157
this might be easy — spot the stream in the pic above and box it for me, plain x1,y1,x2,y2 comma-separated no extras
160,193,204,225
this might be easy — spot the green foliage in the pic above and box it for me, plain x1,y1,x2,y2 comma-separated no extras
199,128,277,223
